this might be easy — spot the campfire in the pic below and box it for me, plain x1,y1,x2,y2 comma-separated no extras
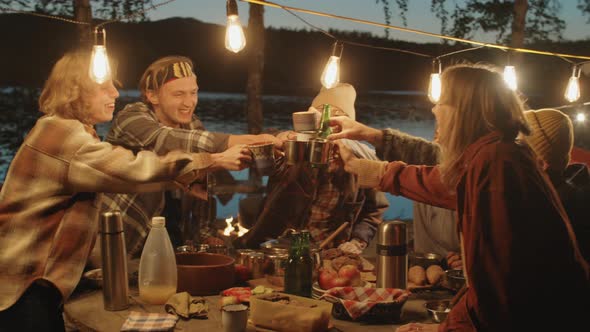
221,216,249,238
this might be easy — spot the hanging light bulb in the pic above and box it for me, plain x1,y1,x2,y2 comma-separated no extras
225,0,246,53
576,112,586,123
503,65,517,91
321,42,343,89
89,27,111,84
428,59,442,103
564,66,581,103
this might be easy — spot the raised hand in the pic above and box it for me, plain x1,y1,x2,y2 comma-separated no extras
446,251,463,270
327,116,381,144
256,133,285,149
333,140,359,174
211,144,252,171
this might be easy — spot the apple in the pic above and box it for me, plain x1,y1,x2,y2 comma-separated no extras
338,264,361,286
318,268,337,290
331,277,351,288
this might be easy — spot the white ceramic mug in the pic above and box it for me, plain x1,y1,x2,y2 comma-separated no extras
221,304,249,332
292,111,318,131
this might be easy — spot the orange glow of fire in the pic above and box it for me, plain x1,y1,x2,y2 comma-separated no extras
237,222,249,237
223,216,234,236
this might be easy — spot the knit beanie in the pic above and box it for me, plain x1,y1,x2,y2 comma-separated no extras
524,108,573,172
311,83,356,120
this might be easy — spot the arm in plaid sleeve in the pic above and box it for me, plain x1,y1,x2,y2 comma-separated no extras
68,131,214,193
376,128,440,164
107,102,229,154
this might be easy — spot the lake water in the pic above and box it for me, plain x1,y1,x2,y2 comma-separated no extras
1,90,436,221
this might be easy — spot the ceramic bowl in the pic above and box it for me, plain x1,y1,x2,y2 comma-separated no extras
176,252,235,296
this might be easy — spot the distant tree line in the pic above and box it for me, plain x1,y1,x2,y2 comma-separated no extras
0,13,588,107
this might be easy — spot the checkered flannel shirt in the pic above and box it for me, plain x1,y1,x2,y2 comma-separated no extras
0,115,212,310
97,102,229,257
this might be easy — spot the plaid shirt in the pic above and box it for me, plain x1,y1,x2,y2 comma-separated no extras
0,115,212,310
97,102,230,257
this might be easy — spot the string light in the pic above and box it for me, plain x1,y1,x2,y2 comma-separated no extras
321,41,343,89
564,66,581,103
503,65,517,91
89,27,111,84
225,0,246,53
428,59,442,103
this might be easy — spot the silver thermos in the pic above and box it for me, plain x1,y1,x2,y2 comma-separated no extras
376,221,407,289
99,211,129,311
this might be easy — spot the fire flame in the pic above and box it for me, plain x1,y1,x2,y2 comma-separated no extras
237,222,249,237
223,216,234,236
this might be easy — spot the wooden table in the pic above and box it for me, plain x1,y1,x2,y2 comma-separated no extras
64,287,452,331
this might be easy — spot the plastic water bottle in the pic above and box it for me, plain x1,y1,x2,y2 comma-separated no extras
138,216,177,304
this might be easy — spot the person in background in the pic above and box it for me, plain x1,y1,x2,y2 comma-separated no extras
0,51,250,332
523,108,590,262
238,83,388,254
97,55,284,257
375,126,461,269
329,63,590,331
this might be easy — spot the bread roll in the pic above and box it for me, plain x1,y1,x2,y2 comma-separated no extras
408,265,426,285
426,264,444,285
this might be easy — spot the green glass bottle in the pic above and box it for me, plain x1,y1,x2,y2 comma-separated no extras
284,231,313,297
318,104,332,139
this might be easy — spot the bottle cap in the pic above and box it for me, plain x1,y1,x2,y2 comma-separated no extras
152,216,166,227
99,211,123,234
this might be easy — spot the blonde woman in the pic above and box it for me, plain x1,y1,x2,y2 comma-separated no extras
0,51,251,332
330,63,590,331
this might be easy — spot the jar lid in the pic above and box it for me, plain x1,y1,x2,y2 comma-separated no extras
151,216,165,227
265,247,288,255
248,251,265,258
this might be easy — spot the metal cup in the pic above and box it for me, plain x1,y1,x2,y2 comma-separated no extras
284,140,309,165
248,142,275,176
309,139,333,165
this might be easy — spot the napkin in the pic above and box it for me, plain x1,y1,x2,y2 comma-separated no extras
120,311,178,331
320,287,409,320
164,292,208,319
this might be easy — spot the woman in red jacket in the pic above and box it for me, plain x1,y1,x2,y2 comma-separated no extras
330,63,590,331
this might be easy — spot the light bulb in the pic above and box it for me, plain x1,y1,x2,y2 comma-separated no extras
428,73,441,103
564,67,581,103
503,66,517,91
225,15,246,53
576,113,586,123
89,27,111,84
564,76,580,103
321,55,340,89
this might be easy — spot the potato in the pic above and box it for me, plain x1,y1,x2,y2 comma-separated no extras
408,265,426,285
426,264,444,285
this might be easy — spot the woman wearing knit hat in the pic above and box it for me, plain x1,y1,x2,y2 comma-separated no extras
237,83,389,255
328,63,590,331
524,108,590,262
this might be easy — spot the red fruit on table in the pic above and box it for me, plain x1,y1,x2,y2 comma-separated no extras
338,264,361,282
318,268,338,290
330,277,351,288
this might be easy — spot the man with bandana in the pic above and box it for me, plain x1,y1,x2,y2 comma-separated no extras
97,56,283,258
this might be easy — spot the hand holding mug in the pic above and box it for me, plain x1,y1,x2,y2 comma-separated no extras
328,116,382,145
212,144,252,171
